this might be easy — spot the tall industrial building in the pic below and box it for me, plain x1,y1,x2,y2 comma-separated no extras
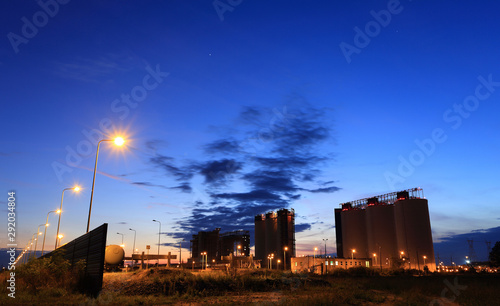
335,188,436,271
190,228,250,263
255,208,295,269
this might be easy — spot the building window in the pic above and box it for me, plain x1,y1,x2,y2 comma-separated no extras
366,261,370,267
335,261,338,266
325,261,328,266
331,261,334,265
295,262,297,266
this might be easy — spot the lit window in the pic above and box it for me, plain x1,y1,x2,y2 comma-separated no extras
335,261,338,265
295,262,297,266
325,261,328,266
331,261,334,265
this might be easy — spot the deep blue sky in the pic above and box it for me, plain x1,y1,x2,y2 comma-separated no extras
1,1,499,266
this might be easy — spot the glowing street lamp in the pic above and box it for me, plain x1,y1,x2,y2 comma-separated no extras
314,247,318,272
237,244,241,256
117,232,124,247
56,186,80,248
42,210,59,256
373,253,377,266
34,224,44,258
153,220,161,266
423,255,427,266
351,249,356,264
57,234,64,246
87,137,125,233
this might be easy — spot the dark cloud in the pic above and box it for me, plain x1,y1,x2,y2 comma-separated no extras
296,223,312,233
204,139,241,155
308,186,341,193
170,182,192,193
150,154,193,181
194,159,243,185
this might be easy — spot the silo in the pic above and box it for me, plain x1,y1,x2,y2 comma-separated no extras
366,203,397,268
265,212,278,258
394,198,435,271
254,214,266,262
341,208,368,259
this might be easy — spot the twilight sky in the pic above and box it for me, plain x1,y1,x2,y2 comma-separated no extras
1,0,499,266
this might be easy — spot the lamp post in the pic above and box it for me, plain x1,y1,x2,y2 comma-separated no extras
313,247,318,273
42,210,59,256
56,186,80,248
117,232,124,247
29,233,36,259
277,259,281,270
152,219,161,266
237,244,241,256
351,249,356,266
57,234,63,246
284,246,288,271
87,137,125,233
179,239,185,268
201,252,207,270
423,255,427,266
322,238,328,258
129,228,136,254
34,224,44,258
373,253,377,266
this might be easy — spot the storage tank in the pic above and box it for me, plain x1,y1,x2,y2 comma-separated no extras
394,198,435,271
254,214,266,262
265,212,278,258
341,208,368,259
105,245,125,265
366,203,397,268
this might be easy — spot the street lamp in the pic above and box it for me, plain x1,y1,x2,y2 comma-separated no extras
237,244,241,256
373,253,377,266
153,219,161,266
42,210,59,256
314,247,318,272
34,224,44,258
57,234,64,246
129,228,137,254
351,249,356,266
179,239,185,267
284,246,288,271
322,239,328,257
277,259,281,269
117,232,124,247
201,252,207,270
56,186,80,248
87,137,125,233
423,255,427,266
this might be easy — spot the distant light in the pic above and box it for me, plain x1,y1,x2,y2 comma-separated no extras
73,186,80,192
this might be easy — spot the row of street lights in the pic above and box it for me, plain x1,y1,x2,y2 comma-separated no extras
16,137,126,265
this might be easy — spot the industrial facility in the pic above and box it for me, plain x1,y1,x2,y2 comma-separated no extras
254,208,295,269
335,188,436,271
190,228,250,264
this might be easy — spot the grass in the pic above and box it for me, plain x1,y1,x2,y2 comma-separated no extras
1,264,499,305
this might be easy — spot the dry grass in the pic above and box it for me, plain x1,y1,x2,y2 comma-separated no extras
1,266,498,305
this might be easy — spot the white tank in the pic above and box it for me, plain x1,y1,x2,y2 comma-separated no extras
105,245,125,265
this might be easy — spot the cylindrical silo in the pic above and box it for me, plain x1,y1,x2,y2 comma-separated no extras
341,208,368,259
366,203,397,268
394,198,435,271
254,214,266,262
265,212,277,259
